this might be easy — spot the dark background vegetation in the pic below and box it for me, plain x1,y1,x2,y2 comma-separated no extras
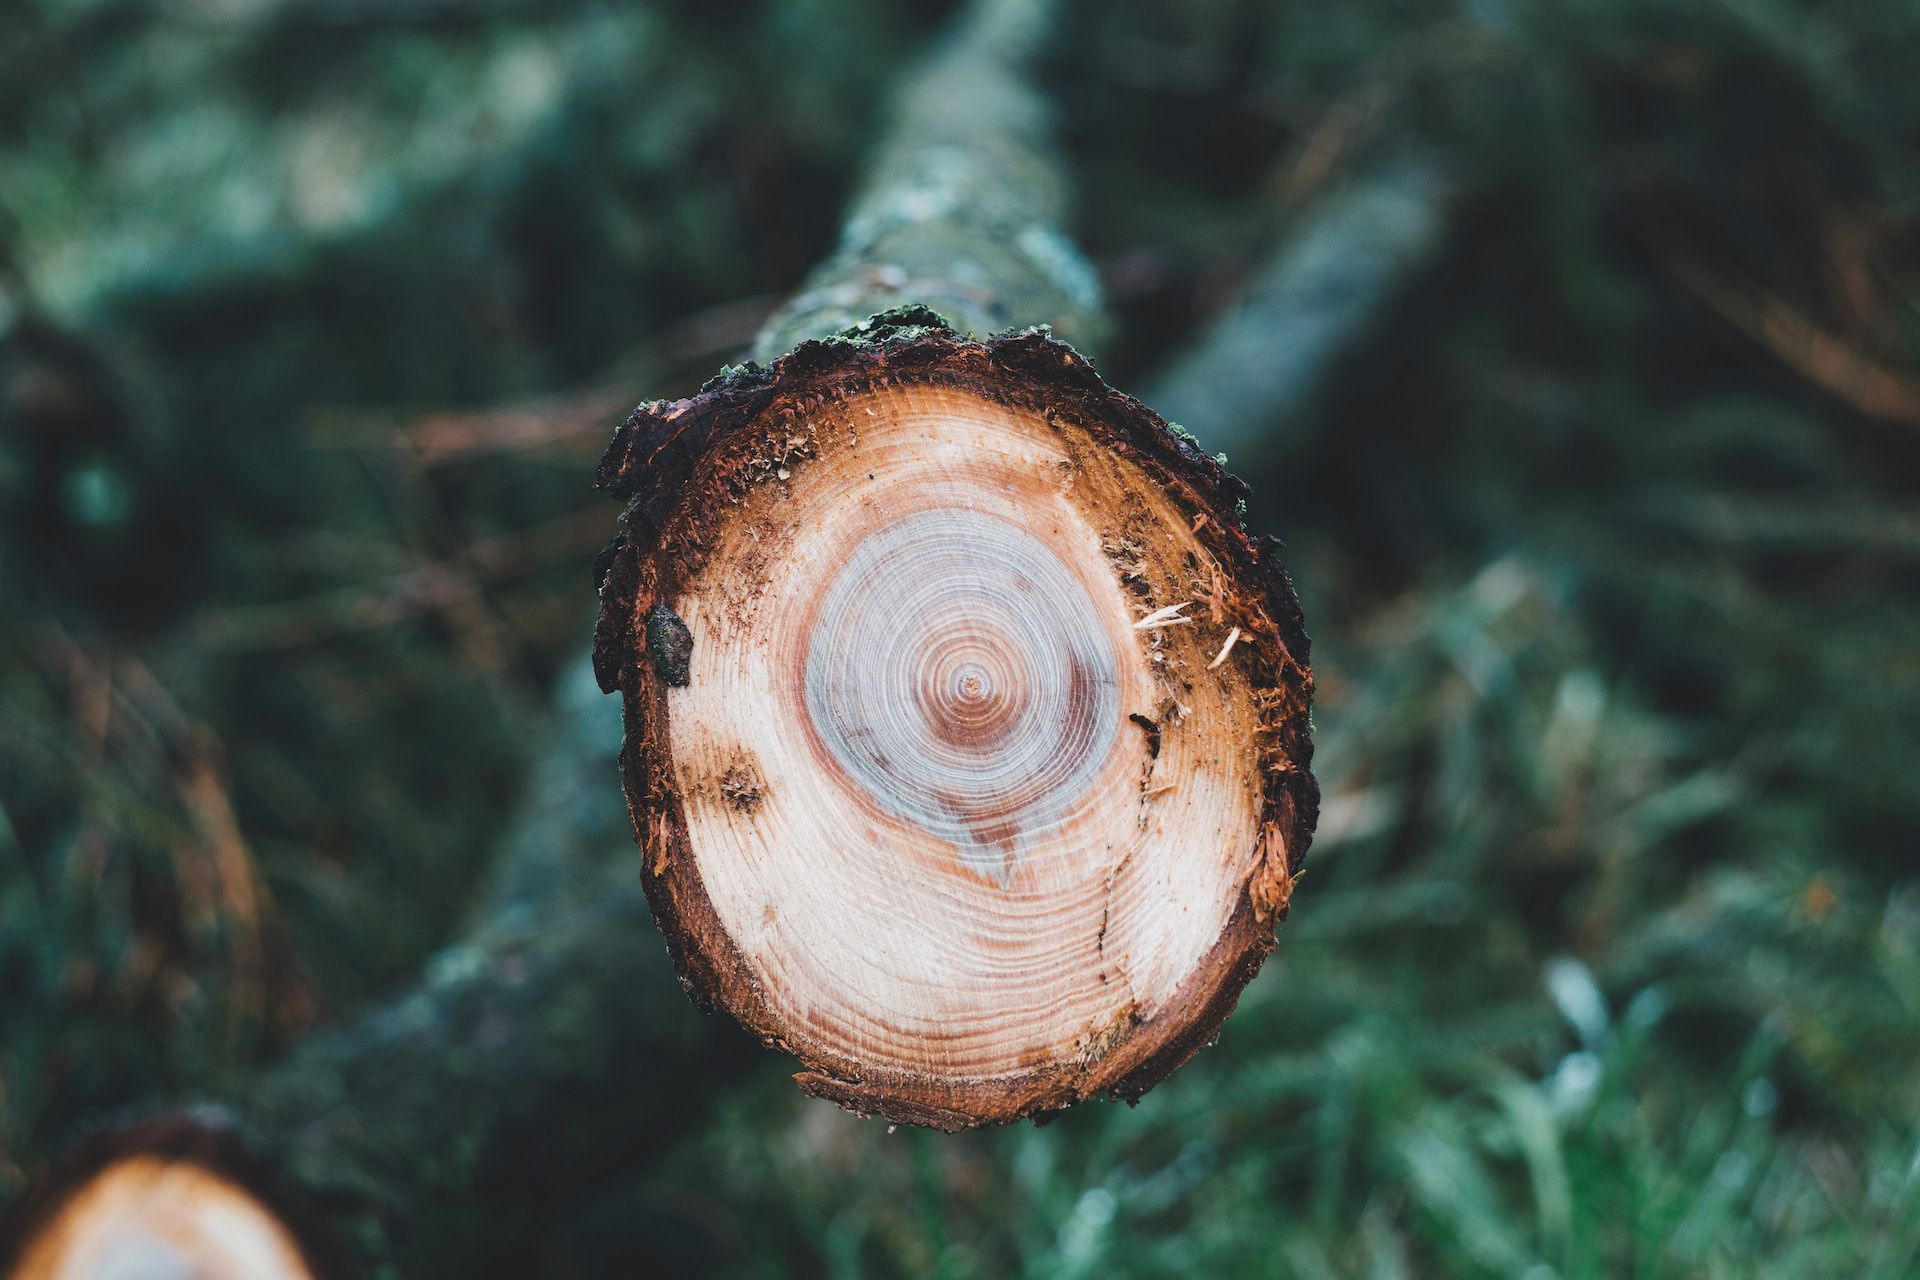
3,0,1918,1274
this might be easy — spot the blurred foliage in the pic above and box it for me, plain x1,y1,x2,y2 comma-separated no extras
3,0,1920,1275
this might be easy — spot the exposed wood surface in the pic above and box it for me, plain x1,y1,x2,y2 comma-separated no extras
2,1117,338,1280
9,1157,314,1280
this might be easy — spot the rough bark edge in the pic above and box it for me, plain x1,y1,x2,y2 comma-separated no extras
0,1109,351,1280
593,310,1318,1129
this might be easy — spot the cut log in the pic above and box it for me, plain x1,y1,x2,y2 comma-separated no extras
595,319,1315,1128
592,0,1317,1129
8,1164,309,1280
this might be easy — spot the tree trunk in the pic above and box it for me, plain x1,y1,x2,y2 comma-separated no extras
592,0,1317,1131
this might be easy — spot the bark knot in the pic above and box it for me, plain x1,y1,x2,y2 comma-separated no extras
644,603,693,687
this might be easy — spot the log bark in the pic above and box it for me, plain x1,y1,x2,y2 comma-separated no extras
0,669,753,1279
592,0,1317,1130
746,0,1106,362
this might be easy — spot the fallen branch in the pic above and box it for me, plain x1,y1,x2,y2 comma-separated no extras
1145,156,1451,466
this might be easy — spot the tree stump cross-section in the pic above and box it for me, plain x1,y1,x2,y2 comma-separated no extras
595,314,1317,1129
